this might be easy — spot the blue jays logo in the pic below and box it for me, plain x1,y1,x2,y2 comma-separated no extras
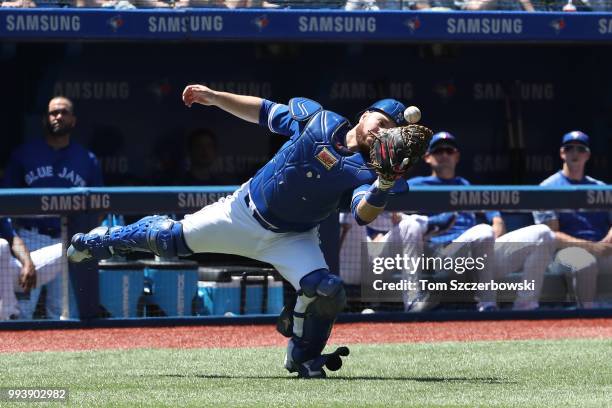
107,15,124,32
549,18,566,34
252,15,270,32
148,79,173,102
395,111,404,124
434,81,456,100
404,17,421,33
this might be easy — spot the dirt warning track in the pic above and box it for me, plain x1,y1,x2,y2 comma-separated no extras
2,318,611,353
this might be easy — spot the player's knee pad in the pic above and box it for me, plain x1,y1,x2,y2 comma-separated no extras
300,269,347,319
288,269,347,364
107,215,193,258
296,270,347,319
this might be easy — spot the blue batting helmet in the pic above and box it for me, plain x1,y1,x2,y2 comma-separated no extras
362,99,407,126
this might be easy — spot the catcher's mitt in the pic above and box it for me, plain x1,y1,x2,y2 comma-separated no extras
369,124,434,182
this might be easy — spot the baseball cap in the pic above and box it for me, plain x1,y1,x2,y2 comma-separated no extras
561,131,590,147
362,99,407,126
428,131,458,153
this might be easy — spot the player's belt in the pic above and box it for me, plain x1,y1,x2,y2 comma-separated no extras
244,194,284,233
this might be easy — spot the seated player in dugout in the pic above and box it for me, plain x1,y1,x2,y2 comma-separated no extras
3,96,103,319
361,132,556,313
66,84,433,378
534,131,612,309
0,217,64,320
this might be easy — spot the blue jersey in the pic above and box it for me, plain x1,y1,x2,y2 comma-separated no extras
407,175,501,244
4,138,103,233
250,98,378,232
534,171,612,241
4,139,103,189
0,217,15,243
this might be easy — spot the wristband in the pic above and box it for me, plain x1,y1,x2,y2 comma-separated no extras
364,181,389,208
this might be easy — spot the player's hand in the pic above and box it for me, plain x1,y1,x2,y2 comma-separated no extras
376,176,396,191
600,231,612,245
587,242,612,258
18,262,36,292
182,84,218,108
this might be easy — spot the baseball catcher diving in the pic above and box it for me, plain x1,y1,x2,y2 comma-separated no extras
67,85,433,378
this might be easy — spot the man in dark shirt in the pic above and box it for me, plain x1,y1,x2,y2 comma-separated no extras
4,96,103,318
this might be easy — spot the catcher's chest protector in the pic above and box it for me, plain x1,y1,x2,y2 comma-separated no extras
249,109,376,229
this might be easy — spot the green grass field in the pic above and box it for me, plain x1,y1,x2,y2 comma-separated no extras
1,339,611,407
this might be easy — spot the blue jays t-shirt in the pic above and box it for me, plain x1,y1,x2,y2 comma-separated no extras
4,139,103,188
533,171,611,241
407,175,501,244
4,139,103,233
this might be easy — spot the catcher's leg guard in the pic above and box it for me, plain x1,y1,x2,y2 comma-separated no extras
277,305,294,338
67,226,113,262
283,269,349,378
68,215,193,262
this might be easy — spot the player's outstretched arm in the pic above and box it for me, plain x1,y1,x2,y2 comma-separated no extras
355,198,386,225
351,179,394,225
182,84,263,124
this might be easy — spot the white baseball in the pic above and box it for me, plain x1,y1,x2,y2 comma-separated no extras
404,106,421,124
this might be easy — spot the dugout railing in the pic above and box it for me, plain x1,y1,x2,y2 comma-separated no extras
0,184,611,328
